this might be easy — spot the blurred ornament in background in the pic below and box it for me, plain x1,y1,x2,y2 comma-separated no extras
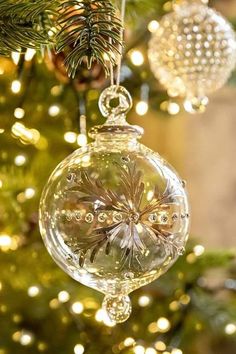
39,86,190,324
148,0,236,113
45,51,107,91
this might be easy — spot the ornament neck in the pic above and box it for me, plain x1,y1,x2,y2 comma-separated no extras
94,131,140,150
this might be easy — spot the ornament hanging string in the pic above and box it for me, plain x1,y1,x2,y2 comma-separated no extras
116,0,126,86
109,0,127,87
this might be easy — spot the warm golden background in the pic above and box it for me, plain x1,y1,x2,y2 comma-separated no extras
132,85,236,249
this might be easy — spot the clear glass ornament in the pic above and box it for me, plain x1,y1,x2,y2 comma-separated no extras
148,0,236,113
39,86,190,323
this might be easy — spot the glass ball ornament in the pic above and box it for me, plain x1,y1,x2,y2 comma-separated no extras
148,0,236,113
39,85,190,323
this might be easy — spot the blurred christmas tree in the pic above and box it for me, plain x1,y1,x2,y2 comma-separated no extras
0,1,236,354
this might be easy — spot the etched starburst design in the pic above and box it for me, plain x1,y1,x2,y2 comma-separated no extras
65,158,188,269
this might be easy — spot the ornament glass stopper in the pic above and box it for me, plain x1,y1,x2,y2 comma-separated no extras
148,0,236,113
39,85,190,323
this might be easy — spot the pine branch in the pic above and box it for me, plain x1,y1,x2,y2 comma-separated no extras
0,0,169,77
56,0,122,78
0,0,163,78
0,0,58,55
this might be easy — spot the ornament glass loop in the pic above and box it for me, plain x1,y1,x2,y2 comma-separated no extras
39,86,190,323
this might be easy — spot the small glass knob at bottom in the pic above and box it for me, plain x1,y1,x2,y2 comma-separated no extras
102,294,132,323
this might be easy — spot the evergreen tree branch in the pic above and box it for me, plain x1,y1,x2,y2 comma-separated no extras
0,0,169,76
56,0,122,78
0,0,58,55
0,0,163,77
